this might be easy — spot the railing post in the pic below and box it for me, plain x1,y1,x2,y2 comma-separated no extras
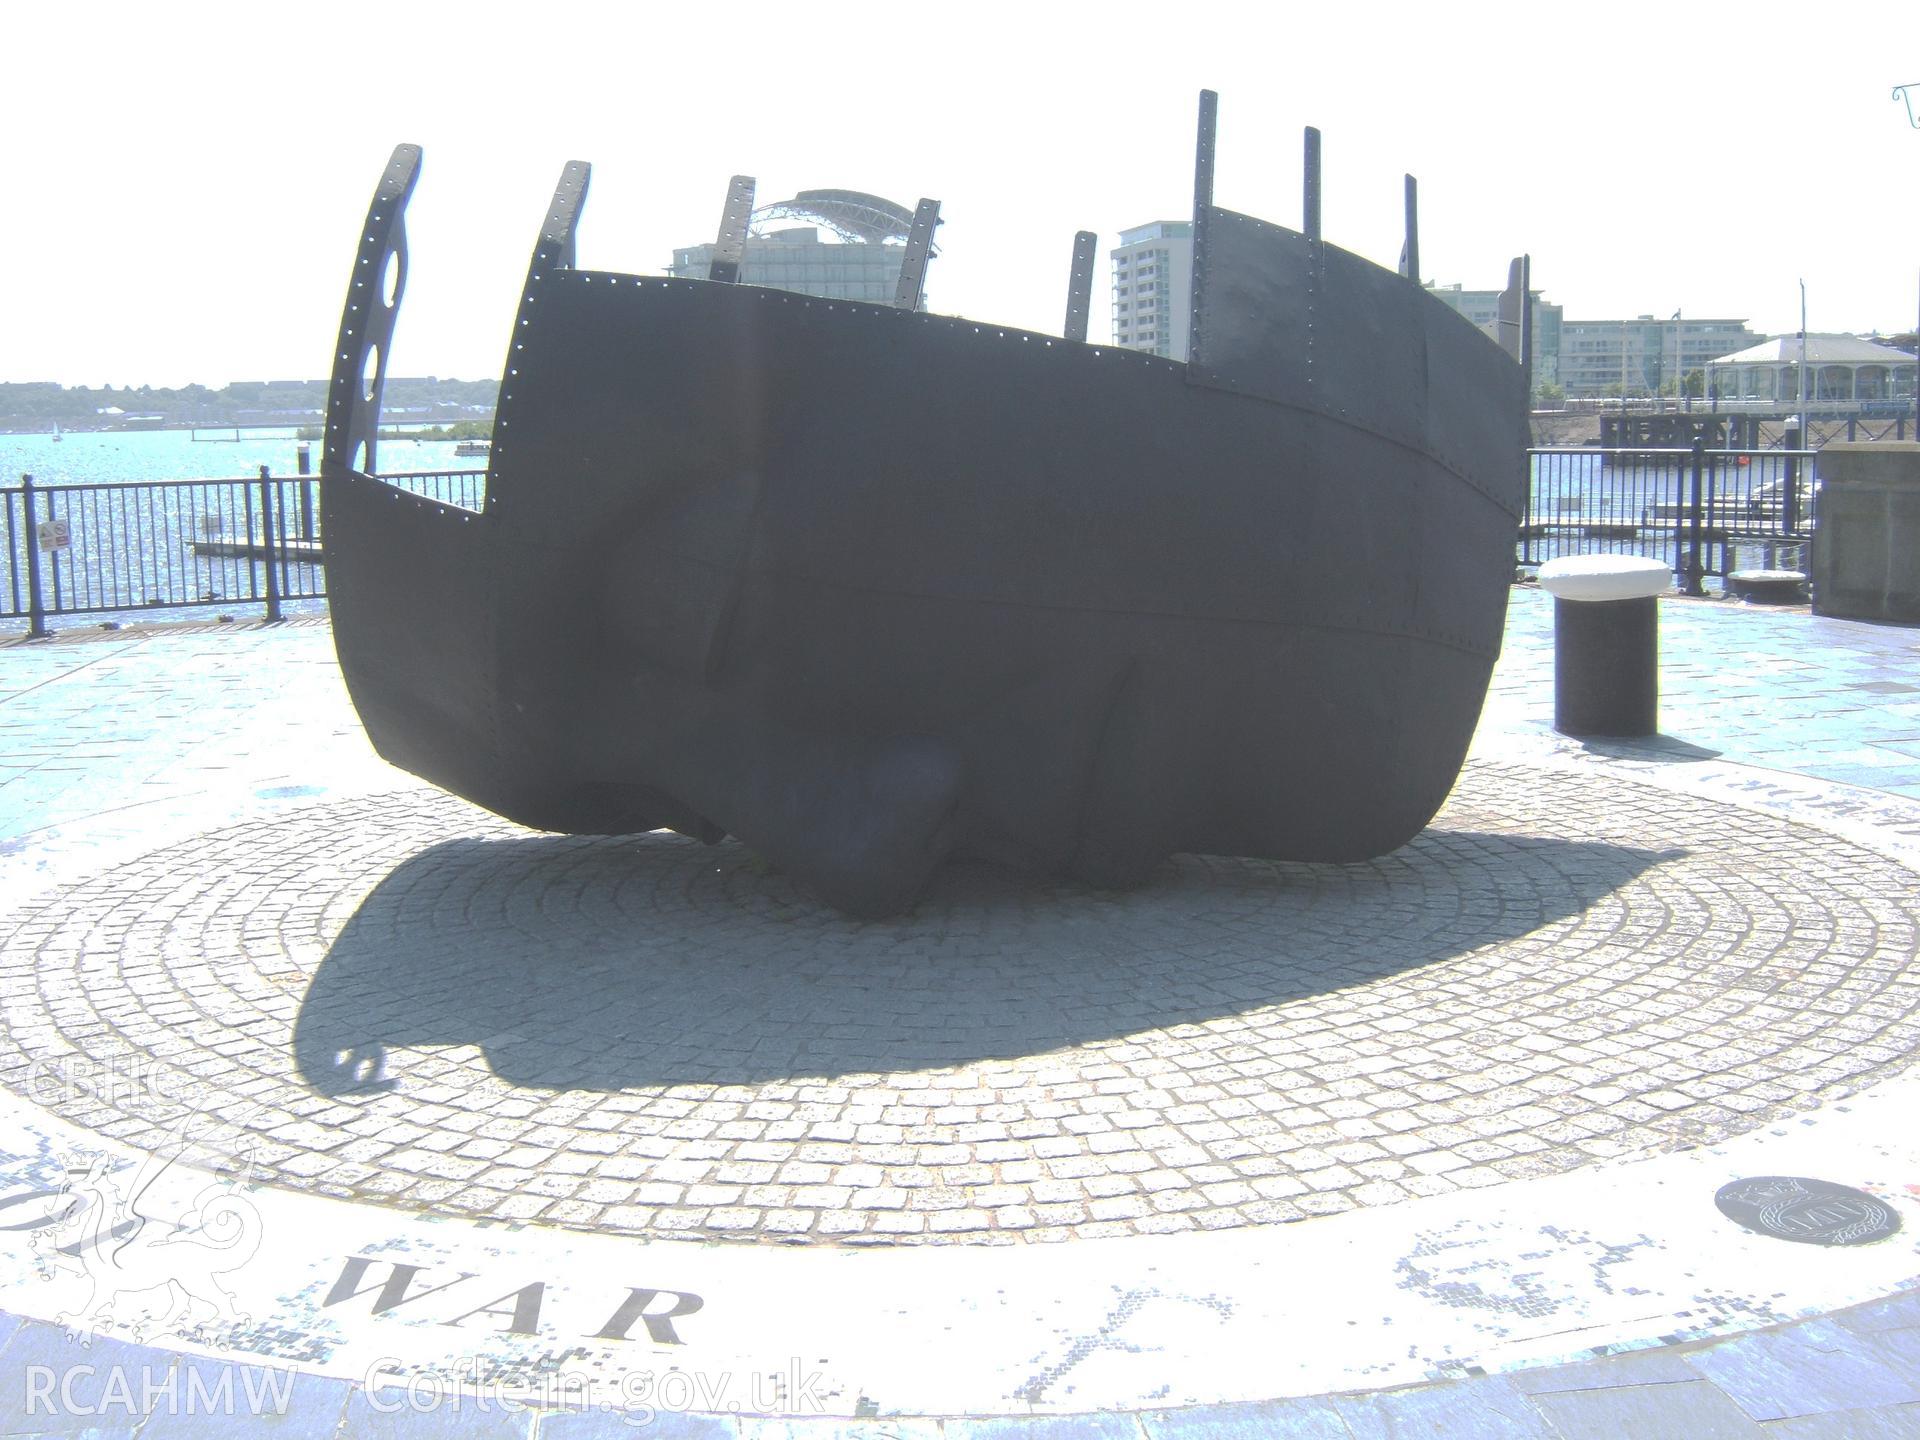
1522,451,1535,564
296,442,315,539
258,465,283,622
1783,418,1802,538
21,474,47,639
1671,450,1685,584
1683,438,1707,597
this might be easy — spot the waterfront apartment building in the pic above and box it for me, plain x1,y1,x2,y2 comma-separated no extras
1111,222,1194,360
1557,316,1758,397
1426,284,1563,388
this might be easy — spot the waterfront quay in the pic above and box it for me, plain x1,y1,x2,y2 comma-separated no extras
0,591,1916,1435
14,413,1920,631
0,446,1821,634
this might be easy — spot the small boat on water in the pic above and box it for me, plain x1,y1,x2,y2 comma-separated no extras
321,91,1530,917
453,440,490,457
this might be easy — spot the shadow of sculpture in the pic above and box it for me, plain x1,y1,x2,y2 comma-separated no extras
292,827,1674,1097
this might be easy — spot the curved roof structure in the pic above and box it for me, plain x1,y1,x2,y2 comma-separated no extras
1710,334,1915,367
750,189,930,247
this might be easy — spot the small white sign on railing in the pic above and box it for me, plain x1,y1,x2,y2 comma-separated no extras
37,518,70,552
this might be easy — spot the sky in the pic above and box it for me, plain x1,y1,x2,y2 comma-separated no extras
5,0,1919,389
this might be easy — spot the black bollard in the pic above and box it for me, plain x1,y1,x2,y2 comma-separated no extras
1553,595,1657,736
1539,554,1668,738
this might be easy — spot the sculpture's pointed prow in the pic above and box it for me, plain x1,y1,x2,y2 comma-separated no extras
323,143,420,481
708,175,755,284
1400,175,1420,283
1063,231,1096,343
322,147,528,823
1302,126,1322,241
1497,253,1533,396
1188,89,1217,360
492,160,591,496
894,198,941,310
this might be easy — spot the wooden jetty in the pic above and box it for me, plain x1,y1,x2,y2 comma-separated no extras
192,538,325,563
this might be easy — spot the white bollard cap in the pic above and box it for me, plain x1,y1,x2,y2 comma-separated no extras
1537,554,1672,602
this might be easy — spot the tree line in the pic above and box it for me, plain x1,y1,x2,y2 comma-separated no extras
0,378,498,431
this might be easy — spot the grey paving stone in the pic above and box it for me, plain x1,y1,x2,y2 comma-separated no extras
0,1408,142,1440
1330,1376,1558,1438
1139,1395,1351,1437
0,1322,179,1437
1755,1403,1920,1439
1504,1347,1701,1394
1684,1319,1920,1422
1527,1378,1766,1438
136,1355,352,1437
739,1418,945,1439
541,1406,736,1437
340,1384,538,1438
1835,1291,1920,1336
1859,1326,1920,1374
944,1415,1143,1440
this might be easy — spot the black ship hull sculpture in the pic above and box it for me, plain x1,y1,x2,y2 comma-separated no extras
322,93,1531,918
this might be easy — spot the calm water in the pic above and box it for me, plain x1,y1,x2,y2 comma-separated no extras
0,427,469,487
3,431,1805,626
4,432,1798,503
1522,448,1813,583
1,428,480,629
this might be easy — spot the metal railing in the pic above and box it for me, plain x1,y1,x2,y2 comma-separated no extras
4,468,485,635
1549,397,1915,421
1834,415,1915,441
1522,441,1812,593
0,446,1827,636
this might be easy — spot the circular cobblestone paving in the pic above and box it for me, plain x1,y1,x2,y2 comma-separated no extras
1,760,1917,1246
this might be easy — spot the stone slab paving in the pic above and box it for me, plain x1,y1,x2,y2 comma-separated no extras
1,601,1919,1435
0,1287,1915,1436
1488,587,1920,799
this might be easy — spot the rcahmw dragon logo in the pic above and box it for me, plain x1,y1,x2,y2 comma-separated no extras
31,1109,263,1345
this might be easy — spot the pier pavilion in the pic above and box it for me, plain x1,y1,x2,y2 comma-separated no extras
1707,333,1917,405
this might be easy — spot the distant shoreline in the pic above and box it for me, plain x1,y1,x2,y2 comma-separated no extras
0,376,497,438
0,419,493,439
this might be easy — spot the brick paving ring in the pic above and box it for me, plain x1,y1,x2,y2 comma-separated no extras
1,759,1917,1247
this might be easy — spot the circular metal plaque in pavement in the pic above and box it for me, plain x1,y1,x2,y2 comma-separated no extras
1715,1176,1904,1246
